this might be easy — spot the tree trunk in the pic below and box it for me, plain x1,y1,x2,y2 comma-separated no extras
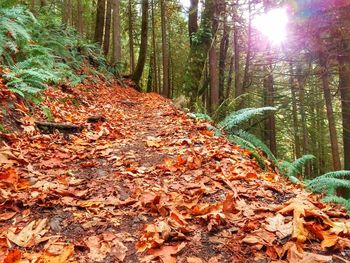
242,1,252,93
338,40,350,171
94,0,106,45
160,0,170,98
209,44,219,112
219,11,229,103
319,52,342,171
296,64,312,176
182,0,215,107
62,0,72,27
128,0,135,74
188,0,199,45
147,54,154,93
151,0,158,93
103,0,112,56
234,24,241,99
290,63,301,159
263,64,277,156
132,0,149,88
76,0,84,35
226,55,234,98
112,0,122,65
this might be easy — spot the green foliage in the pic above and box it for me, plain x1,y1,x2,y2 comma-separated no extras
41,106,53,121
188,112,212,121
234,130,277,161
286,155,316,178
216,107,277,168
307,171,350,195
218,107,276,130
0,6,118,100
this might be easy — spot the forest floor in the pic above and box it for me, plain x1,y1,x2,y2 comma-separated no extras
1,79,350,263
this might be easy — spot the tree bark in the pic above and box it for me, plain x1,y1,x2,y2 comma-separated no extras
94,0,106,45
182,0,215,107
290,63,301,159
226,55,234,98
234,24,241,99
62,0,72,27
160,0,170,98
132,0,149,88
147,54,154,93
76,0,84,35
112,0,122,64
219,10,229,103
188,0,199,45
297,64,312,176
263,66,277,156
103,0,112,56
209,44,219,112
319,52,342,171
151,0,158,93
242,1,252,94
338,39,350,171
128,0,135,74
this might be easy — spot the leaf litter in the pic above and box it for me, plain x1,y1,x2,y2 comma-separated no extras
1,80,350,262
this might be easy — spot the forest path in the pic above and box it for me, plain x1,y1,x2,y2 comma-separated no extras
1,81,350,262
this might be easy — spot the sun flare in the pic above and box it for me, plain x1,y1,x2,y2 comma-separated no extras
252,8,289,45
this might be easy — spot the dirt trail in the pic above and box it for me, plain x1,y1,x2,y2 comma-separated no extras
1,82,350,263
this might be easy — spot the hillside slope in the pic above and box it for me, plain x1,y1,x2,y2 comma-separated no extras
1,81,350,263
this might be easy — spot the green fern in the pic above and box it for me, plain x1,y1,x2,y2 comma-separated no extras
228,134,266,168
218,107,276,130
307,170,350,194
286,154,316,178
233,129,277,161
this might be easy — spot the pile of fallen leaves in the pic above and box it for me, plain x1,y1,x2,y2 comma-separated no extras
1,80,350,263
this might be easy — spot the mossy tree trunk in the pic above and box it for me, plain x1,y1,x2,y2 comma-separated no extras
132,0,149,88
182,0,215,107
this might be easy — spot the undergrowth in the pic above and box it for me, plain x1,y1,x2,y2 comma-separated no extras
0,5,118,101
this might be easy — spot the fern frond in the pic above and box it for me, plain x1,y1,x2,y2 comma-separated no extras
233,130,276,161
307,177,350,194
219,107,276,130
287,154,316,178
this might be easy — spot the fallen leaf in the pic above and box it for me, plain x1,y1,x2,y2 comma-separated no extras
85,236,110,262
3,250,21,263
0,212,17,221
187,256,204,263
40,244,74,263
264,213,292,239
287,243,332,263
142,242,186,263
6,218,49,247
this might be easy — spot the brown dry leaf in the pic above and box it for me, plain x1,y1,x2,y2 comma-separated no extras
0,211,17,221
142,242,186,263
264,213,293,239
145,136,162,148
6,218,49,247
136,221,171,252
331,221,350,235
187,256,204,263
40,244,74,263
278,198,333,242
110,239,128,262
242,235,261,245
287,243,332,263
85,235,110,262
